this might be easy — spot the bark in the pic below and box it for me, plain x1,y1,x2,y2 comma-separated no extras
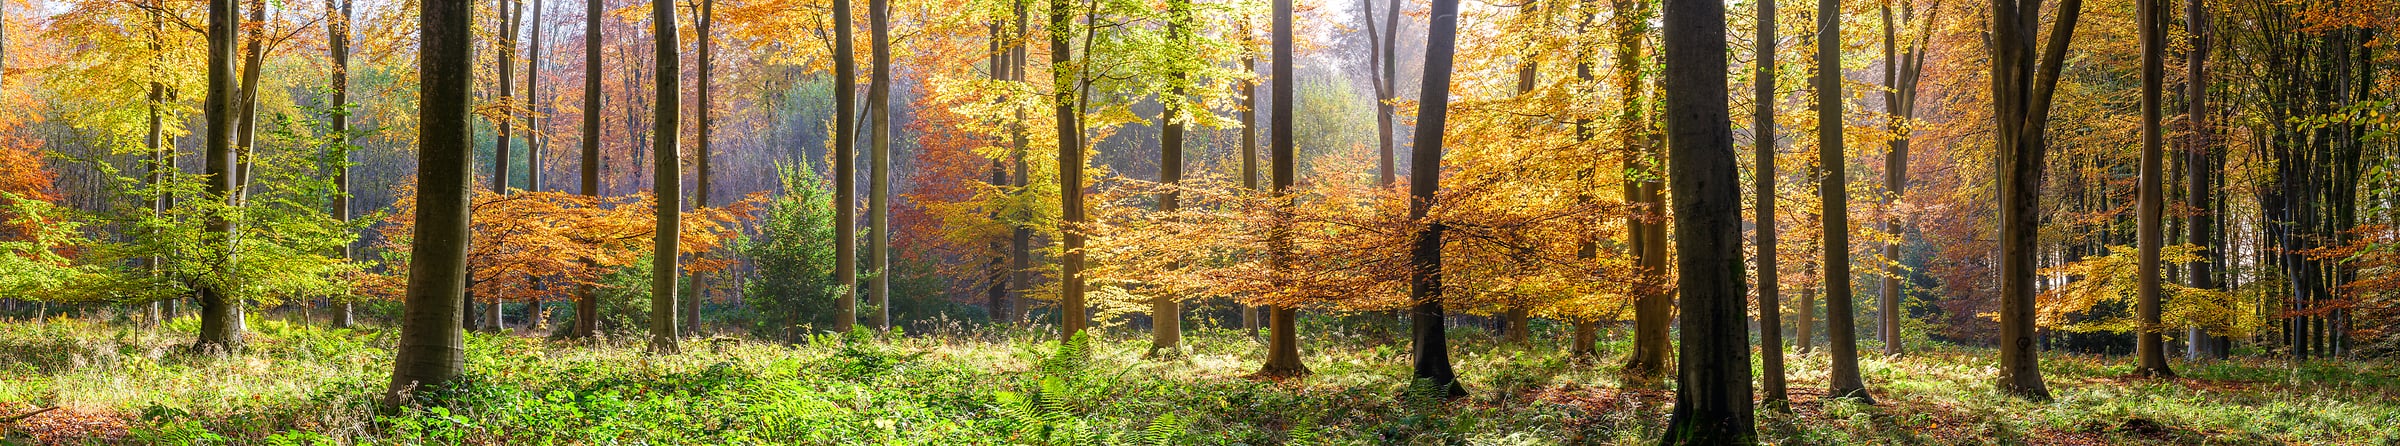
331,0,355,329
1659,0,1759,437
2181,0,2217,360
986,18,1010,327
1009,0,1031,326
648,0,682,354
386,0,473,403
1876,0,1927,357
525,0,546,331
1615,0,1668,382
1362,0,1398,187
1569,0,1601,362
573,0,603,339
1148,0,1192,358
1991,0,2082,400
483,0,521,332
690,0,714,336
1237,30,1260,338
833,0,858,333
1752,0,1786,405
1254,0,1307,378
2131,0,2174,378
1405,0,1464,397
1050,0,1089,338
1817,0,1872,403
868,0,892,332
194,0,245,352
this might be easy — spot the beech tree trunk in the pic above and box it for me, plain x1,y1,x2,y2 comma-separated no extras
868,0,892,332
194,0,245,352
572,0,603,339
1050,0,1089,338
386,0,473,403
1148,0,1192,358
1237,37,1260,338
1991,0,2082,400
832,0,858,333
1614,0,1668,382
331,0,356,329
690,0,714,336
647,0,682,354
2132,0,2175,378
1752,0,1786,405
1254,0,1307,377
1659,0,1757,437
1876,0,1926,357
2182,0,2222,360
1362,0,1398,187
1405,0,1464,397
1008,0,1031,326
1817,0,1873,403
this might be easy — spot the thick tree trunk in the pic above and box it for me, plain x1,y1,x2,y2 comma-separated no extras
386,0,474,403
1148,0,1192,358
1991,0,2082,400
194,0,245,352
832,0,859,333
1405,0,1464,396
1817,0,1873,403
572,0,604,339
647,0,682,354
1050,0,1088,338
1614,0,1668,382
2132,0,2174,378
1752,0,1785,405
1659,0,1756,438
867,0,892,332
1254,0,1307,377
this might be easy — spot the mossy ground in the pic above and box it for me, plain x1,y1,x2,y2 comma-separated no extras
0,315,2393,444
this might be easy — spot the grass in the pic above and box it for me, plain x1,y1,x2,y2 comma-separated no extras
0,314,2395,445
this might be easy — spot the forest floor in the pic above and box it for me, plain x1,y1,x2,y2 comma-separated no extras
0,315,2394,445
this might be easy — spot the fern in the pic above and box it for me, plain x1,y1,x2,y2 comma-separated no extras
1136,414,1183,446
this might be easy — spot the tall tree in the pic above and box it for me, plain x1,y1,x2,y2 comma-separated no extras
526,0,544,195
868,0,892,332
487,0,520,331
647,0,682,354
1050,0,1089,337
1149,0,1192,357
386,0,474,402
1659,0,1757,437
691,0,714,336
1406,0,1463,397
1361,0,1398,187
573,0,604,339
1499,0,1539,347
1615,0,1668,382
986,16,1011,327
1991,0,2083,400
832,0,858,332
2131,0,2173,377
1752,0,1787,405
1876,0,1929,357
330,0,355,328
150,9,175,326
1007,0,1031,326
1816,0,1873,402
1254,0,1306,377
1568,0,1602,360
194,0,244,351
1237,19,1260,338
2181,0,2220,360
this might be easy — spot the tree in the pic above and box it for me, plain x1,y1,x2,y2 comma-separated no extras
1361,0,1398,188
2181,0,2221,360
1875,0,1929,357
2131,0,2173,378
487,0,522,331
1406,0,1464,397
1006,0,1031,326
1615,0,1668,382
691,0,714,336
1050,0,1089,338
647,0,682,354
328,0,354,328
833,0,859,333
194,0,243,352
1752,0,1787,405
1815,0,1872,403
387,0,474,404
868,0,891,332
1658,0,1756,437
1991,0,2084,400
1252,0,1306,378
573,0,604,339
1148,0,1193,357
1498,0,1539,347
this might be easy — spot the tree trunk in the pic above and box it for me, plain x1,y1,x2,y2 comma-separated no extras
484,0,521,333
832,0,859,333
1991,0,2082,401
1568,0,1602,362
573,0,604,339
1816,0,1873,403
194,0,245,352
386,0,474,403
2131,0,2174,378
527,0,544,194
647,0,682,354
986,17,1011,327
1050,0,1088,338
1405,0,1464,396
1148,0,1192,358
1659,0,1759,438
1752,0,1786,405
1254,0,1307,377
331,0,356,329
1237,36,1260,339
1876,0,1925,357
2181,0,2217,360
1363,0,1397,188
690,0,714,337
867,0,892,332
1009,0,1031,326
1615,0,1668,382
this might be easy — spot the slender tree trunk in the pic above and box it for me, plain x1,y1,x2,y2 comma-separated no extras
2131,0,2174,378
194,0,245,352
1254,0,1307,377
1569,0,1602,362
573,0,604,339
2182,0,2217,360
1405,0,1464,396
647,0,682,354
987,19,1010,326
690,0,713,336
1238,35,1260,338
1614,0,1669,382
832,0,859,333
1148,0,1192,358
1817,0,1873,402
485,0,520,332
1876,0,1925,357
524,0,548,331
1008,0,1031,326
1752,0,1786,405
868,0,892,332
386,0,474,402
148,8,175,327
1992,0,2082,400
331,0,356,329
1363,0,1397,188
1659,0,1757,438
1051,0,1089,338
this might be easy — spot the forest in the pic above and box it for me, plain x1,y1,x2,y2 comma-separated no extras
0,0,2394,441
